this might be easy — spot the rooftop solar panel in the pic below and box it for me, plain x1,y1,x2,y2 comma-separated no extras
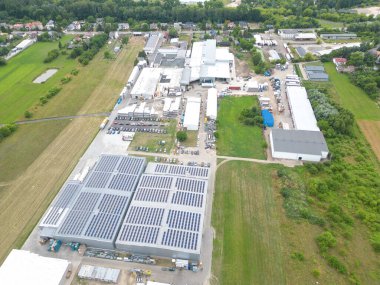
94,155,120,172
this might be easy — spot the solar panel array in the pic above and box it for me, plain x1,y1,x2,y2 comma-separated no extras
116,163,210,258
146,163,210,179
41,182,81,227
43,155,146,248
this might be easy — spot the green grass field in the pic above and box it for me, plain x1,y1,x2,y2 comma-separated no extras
217,96,266,159
0,36,77,123
324,62,380,120
317,19,345,29
212,161,286,285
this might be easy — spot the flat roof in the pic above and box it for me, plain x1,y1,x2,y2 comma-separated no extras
144,34,161,51
183,97,201,130
206,88,217,120
39,155,146,248
305,65,325,72
286,86,319,131
131,68,162,99
0,250,69,285
115,163,210,258
271,129,328,155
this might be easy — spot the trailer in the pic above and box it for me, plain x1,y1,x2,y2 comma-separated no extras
99,117,109,130
228,86,241,91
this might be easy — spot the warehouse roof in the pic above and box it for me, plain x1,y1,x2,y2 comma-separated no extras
206,88,217,120
115,163,210,258
131,68,162,99
320,33,357,37
307,72,329,80
180,67,191,85
305,65,325,72
286,86,319,131
183,97,201,130
40,155,146,247
271,129,328,155
0,250,69,285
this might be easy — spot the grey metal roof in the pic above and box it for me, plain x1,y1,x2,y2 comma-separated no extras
180,67,191,85
305,65,325,72
320,33,357,37
144,34,160,50
40,155,146,248
296,46,306,57
271,129,328,155
307,71,329,80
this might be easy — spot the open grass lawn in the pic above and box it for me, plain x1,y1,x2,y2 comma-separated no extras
317,19,345,29
324,62,380,121
181,130,198,147
0,37,144,262
0,36,76,123
217,96,266,159
212,161,286,285
129,120,177,153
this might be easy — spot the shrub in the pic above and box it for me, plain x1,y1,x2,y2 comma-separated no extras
39,96,48,105
312,269,320,278
325,255,347,274
370,232,380,252
316,231,337,253
0,57,7,66
291,252,305,261
0,124,18,142
24,110,33,118
71,69,79,76
43,49,59,63
176,131,187,142
61,76,72,84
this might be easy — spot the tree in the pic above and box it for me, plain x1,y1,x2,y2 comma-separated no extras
58,41,62,49
252,52,262,65
349,51,364,66
176,131,187,142
168,27,178,38
0,57,6,66
104,50,112,59
122,36,129,45
304,52,315,61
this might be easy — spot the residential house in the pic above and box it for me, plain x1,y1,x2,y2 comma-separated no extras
150,23,158,30
45,20,55,31
239,21,248,29
12,23,24,30
183,22,196,30
173,22,182,31
25,21,43,31
332,57,347,66
227,21,235,29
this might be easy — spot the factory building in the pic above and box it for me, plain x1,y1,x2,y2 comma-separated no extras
130,68,162,100
305,65,329,82
144,33,162,54
278,29,316,40
0,249,70,285
39,155,146,249
183,97,201,130
320,33,357,40
189,40,233,85
206,88,217,120
115,163,210,260
270,129,329,162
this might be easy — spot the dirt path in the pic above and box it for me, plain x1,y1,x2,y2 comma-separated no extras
0,38,144,262
216,155,300,169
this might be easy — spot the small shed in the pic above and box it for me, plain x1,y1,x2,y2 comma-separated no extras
261,110,274,127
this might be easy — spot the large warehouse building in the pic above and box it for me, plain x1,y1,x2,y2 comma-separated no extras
286,85,319,131
130,68,162,100
183,97,201,130
115,163,210,260
189,40,233,85
270,129,329,162
206,88,217,120
39,155,146,249
0,250,70,285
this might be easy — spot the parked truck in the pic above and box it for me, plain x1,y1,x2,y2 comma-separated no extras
228,86,241,91
99,117,109,130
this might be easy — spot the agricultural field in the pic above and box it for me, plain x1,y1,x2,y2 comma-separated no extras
129,120,177,153
212,161,286,285
0,37,144,262
0,36,76,123
216,96,266,159
357,120,380,161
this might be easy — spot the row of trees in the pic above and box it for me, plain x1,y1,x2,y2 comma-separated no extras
239,106,263,127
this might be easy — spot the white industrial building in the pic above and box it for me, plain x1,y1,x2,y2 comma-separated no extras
206,88,217,120
131,68,162,99
189,40,234,85
268,49,281,61
163,97,181,117
278,29,316,40
144,33,162,54
246,80,259,92
127,61,146,89
78,265,120,283
0,249,70,285
270,129,329,162
158,68,184,96
180,0,206,4
183,97,201,130
286,85,319,131
115,163,210,260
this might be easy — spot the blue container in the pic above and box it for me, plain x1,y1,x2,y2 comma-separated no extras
261,109,274,127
